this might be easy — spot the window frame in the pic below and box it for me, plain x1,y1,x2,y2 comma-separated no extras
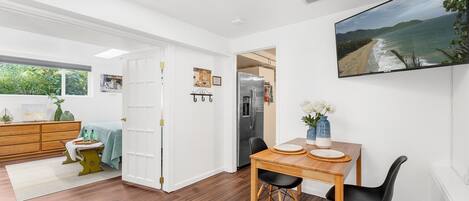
61,70,92,98
0,55,92,97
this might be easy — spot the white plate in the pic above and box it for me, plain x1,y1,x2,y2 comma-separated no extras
310,149,345,159
273,144,303,152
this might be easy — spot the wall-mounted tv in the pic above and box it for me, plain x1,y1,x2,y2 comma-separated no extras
335,0,469,78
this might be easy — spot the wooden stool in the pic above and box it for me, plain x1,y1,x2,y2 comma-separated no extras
63,146,105,176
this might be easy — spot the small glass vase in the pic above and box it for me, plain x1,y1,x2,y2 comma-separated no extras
306,127,316,145
54,105,63,121
316,116,332,148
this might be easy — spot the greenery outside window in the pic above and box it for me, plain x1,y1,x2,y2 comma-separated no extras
65,70,88,96
0,56,91,96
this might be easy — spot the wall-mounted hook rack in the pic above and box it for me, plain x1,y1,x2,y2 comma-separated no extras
190,93,213,103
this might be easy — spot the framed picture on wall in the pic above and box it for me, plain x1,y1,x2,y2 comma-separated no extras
193,67,212,88
212,76,222,86
100,74,123,93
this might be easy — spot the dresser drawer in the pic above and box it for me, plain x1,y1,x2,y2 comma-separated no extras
42,122,80,133
42,131,79,142
0,143,40,156
0,125,40,136
42,140,68,151
0,134,40,146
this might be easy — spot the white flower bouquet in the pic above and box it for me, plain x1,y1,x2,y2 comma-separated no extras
300,100,335,128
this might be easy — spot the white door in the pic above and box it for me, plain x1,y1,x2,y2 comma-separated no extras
122,49,162,189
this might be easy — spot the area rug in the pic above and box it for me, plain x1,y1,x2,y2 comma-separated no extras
6,156,121,201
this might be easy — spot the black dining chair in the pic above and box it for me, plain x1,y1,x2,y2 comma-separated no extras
326,156,408,201
249,137,303,201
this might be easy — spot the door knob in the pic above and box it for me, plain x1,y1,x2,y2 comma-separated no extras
120,118,127,122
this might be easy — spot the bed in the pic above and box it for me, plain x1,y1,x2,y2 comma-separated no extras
79,122,122,169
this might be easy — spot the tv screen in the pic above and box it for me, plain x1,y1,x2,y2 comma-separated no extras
335,0,469,78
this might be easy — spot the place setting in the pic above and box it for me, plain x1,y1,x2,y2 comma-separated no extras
269,143,307,155
269,142,352,163
307,148,352,163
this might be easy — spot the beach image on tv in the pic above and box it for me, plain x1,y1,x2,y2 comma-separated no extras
335,0,469,77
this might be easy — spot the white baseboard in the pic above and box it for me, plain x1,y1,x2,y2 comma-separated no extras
223,165,236,173
302,183,330,198
302,187,324,198
432,163,469,201
168,168,224,192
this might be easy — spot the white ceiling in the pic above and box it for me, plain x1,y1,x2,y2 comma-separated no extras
129,0,380,38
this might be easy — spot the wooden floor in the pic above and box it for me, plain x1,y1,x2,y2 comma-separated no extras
0,159,326,201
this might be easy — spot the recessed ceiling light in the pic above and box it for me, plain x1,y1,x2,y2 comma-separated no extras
305,0,318,4
94,49,129,59
231,17,245,25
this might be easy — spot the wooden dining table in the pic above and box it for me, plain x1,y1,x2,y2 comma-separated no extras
250,138,362,201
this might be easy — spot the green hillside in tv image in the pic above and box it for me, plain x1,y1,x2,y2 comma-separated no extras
335,0,468,77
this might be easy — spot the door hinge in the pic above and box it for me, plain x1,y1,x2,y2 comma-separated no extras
160,119,165,126
160,61,165,71
159,176,165,185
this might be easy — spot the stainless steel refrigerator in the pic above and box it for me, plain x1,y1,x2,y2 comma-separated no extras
237,72,264,168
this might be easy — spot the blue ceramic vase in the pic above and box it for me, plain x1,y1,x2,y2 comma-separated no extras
316,116,332,148
306,127,316,145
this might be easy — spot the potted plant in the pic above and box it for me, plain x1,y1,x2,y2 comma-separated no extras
301,100,335,146
1,108,13,124
48,93,65,121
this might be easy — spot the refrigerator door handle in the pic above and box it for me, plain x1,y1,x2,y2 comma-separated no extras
250,88,256,130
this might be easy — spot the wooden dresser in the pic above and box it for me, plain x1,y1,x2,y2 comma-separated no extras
0,121,81,162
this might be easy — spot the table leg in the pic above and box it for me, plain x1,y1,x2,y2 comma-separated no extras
78,149,103,176
250,159,258,201
62,150,77,164
297,183,302,196
268,185,273,201
335,176,344,201
356,152,362,186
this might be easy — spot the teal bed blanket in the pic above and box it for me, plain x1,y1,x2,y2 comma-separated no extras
79,122,122,169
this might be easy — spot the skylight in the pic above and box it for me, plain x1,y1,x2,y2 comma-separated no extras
94,49,129,59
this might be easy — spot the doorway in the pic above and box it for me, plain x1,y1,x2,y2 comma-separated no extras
236,48,276,168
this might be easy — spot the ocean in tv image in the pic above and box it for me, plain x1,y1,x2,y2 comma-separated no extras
335,0,469,77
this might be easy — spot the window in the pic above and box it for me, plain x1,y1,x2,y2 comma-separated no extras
65,70,88,95
0,55,91,96
0,63,61,95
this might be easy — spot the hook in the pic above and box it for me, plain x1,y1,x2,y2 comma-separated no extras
193,95,197,102
201,95,206,102
209,96,213,102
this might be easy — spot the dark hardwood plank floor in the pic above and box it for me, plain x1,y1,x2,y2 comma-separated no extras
0,159,326,201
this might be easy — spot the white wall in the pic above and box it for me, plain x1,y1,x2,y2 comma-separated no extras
230,4,452,201
451,65,469,184
164,44,229,191
0,27,122,123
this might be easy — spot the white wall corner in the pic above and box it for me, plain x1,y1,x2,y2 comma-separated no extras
162,45,176,192
222,55,237,173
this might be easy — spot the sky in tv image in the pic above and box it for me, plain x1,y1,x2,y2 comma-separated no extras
335,0,469,77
